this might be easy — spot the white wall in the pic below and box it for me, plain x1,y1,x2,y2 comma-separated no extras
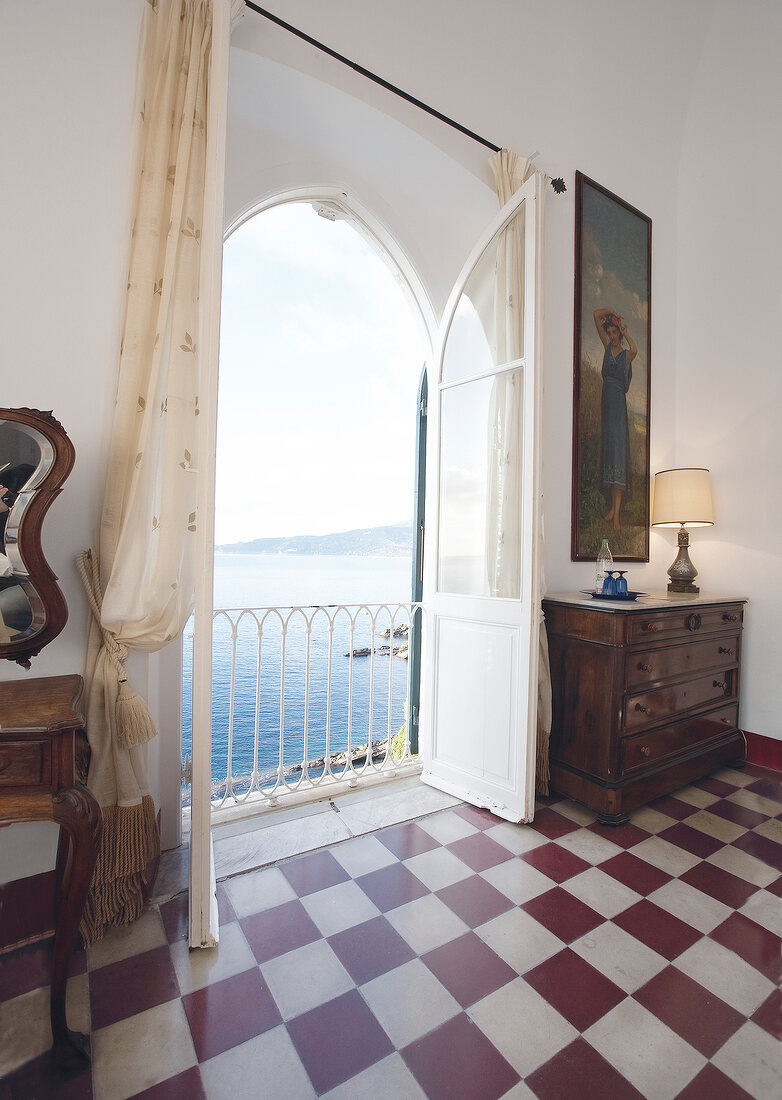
0,0,145,882
674,0,782,741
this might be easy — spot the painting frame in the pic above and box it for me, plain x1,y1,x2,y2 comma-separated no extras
571,172,652,563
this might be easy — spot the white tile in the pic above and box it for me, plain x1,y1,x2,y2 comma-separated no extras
706,844,778,887
739,888,782,937
712,767,755,787
200,1024,316,1100
170,921,257,995
339,784,459,835
562,867,642,919
88,907,167,970
628,806,676,834
261,938,353,1020
712,1020,782,1098
468,978,577,1076
729,788,782,816
385,893,469,955
330,834,398,878
479,857,554,905
555,827,623,864
585,999,705,1100
214,811,352,878
675,937,775,1016
754,817,782,844
417,809,478,845
570,923,667,993
497,1082,538,1100
152,844,189,903
403,847,472,892
683,809,746,844
475,907,563,974
0,975,90,1077
322,1052,427,1099
548,800,598,826
361,959,460,1048
301,880,381,937
630,836,701,877
91,999,197,1100
222,864,296,918
483,820,549,854
672,784,720,809
647,878,732,934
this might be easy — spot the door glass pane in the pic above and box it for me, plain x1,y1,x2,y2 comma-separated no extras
441,205,525,383
438,370,523,598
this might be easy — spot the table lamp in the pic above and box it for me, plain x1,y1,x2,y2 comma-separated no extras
651,468,714,595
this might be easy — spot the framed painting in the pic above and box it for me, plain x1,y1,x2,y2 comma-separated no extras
571,172,651,562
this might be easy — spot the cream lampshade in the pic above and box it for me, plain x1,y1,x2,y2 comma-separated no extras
651,468,714,594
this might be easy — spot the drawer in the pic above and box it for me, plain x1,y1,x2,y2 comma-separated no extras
622,705,739,773
624,670,737,732
626,635,739,688
0,740,51,787
629,605,743,643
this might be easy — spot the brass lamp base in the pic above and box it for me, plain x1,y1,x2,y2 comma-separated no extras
667,527,699,595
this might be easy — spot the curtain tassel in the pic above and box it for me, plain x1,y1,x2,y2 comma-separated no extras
115,679,158,749
535,714,551,796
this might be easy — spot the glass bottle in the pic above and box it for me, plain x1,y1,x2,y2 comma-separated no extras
595,539,613,594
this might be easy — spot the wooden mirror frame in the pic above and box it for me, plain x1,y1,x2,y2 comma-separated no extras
0,408,75,668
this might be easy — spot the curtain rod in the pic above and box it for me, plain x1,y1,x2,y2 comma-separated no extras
243,1,501,152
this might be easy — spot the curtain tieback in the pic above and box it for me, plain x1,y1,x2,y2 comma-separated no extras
76,549,158,750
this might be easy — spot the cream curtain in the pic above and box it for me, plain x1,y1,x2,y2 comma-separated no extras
488,149,553,794
79,0,238,943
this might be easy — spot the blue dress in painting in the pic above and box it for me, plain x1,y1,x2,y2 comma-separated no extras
600,343,632,497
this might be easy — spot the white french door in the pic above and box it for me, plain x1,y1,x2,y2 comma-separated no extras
420,173,543,823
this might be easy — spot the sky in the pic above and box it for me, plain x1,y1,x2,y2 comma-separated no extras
215,203,428,545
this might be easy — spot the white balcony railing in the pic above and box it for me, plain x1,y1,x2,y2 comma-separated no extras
183,602,423,810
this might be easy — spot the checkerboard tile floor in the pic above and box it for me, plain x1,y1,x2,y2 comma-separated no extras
2,764,781,1099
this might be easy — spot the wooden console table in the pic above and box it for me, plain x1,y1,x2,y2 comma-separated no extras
543,593,746,824
0,675,102,1067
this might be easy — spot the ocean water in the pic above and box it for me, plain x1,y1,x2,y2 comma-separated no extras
182,553,415,787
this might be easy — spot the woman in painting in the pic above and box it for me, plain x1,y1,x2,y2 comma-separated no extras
594,308,637,531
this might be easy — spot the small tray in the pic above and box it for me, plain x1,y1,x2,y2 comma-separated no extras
580,590,648,602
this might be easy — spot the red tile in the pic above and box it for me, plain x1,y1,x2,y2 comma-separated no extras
328,915,415,984
634,966,744,1057
454,804,504,831
599,851,673,895
710,911,782,982
356,862,429,912
89,945,180,1030
675,1062,755,1099
746,776,782,804
707,799,767,829
216,883,237,925
730,830,782,870
767,874,782,898
0,1050,93,1100
587,820,651,849
521,887,603,944
520,842,591,883
377,821,440,859
435,875,513,928
131,1066,206,1099
279,849,350,896
524,949,626,1031
182,967,281,1062
751,987,782,1039
423,932,516,1007
159,894,188,943
680,863,758,909
526,1038,644,1100
647,795,697,820
529,806,580,840
446,832,513,872
287,989,393,1094
0,938,83,1004
402,1012,519,1100
658,822,724,859
694,776,740,798
240,899,320,964
612,899,701,960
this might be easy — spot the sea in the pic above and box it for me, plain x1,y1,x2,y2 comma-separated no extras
181,553,415,789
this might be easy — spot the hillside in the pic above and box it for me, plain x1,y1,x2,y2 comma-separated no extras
216,523,414,558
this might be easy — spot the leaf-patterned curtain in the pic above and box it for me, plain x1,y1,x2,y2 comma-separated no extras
78,0,239,944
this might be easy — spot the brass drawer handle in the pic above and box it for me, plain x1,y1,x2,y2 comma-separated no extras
643,622,660,633
722,613,739,622
718,646,734,656
640,745,651,758
638,662,654,673
713,680,728,690
721,717,733,724
635,703,650,714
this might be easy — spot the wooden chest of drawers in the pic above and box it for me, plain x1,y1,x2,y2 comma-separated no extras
542,593,746,824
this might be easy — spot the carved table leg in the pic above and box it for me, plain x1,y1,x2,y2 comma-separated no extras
50,784,102,1069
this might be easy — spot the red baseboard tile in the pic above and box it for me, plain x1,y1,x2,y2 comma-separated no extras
0,869,56,953
743,730,782,773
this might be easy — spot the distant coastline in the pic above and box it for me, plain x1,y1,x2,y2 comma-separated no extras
216,522,414,558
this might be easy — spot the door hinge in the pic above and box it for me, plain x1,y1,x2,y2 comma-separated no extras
182,753,192,787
